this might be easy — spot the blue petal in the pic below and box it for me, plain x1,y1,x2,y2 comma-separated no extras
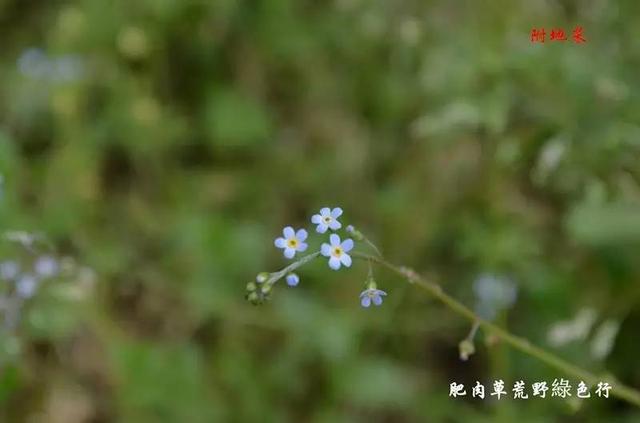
297,242,308,252
329,234,340,246
284,248,296,259
316,223,328,233
274,237,286,248
331,207,343,218
329,257,341,270
283,226,295,238
321,243,332,257
329,220,342,230
341,239,354,252
296,229,308,241
361,296,371,307
340,253,352,267
320,207,331,216
311,214,322,224
373,295,383,306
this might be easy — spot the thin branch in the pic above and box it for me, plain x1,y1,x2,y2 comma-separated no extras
264,251,320,288
364,237,383,258
352,252,640,408
257,248,640,407
466,320,480,341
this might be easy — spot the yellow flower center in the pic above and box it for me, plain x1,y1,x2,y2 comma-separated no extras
287,238,298,248
324,216,331,223
332,247,342,257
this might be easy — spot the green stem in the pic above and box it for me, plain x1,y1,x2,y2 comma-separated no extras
363,237,383,258
466,320,480,341
352,252,640,408
264,251,320,288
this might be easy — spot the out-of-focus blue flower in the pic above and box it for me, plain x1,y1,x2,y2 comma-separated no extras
17,48,85,83
16,274,38,299
320,234,353,270
17,48,50,79
34,255,59,278
0,261,20,280
50,55,84,82
360,287,387,307
473,274,517,320
311,207,342,233
286,273,300,287
274,226,308,259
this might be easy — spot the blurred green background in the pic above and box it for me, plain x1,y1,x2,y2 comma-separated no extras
1,0,640,421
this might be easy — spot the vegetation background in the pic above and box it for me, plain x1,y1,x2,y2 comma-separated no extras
1,0,640,421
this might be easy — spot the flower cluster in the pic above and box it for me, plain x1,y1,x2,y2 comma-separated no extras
273,207,353,271
0,255,60,300
0,251,62,331
0,229,96,334
246,206,387,308
17,48,85,83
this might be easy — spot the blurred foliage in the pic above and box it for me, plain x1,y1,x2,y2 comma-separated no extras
1,0,640,421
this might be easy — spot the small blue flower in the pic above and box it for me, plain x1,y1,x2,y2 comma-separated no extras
473,274,517,320
34,255,59,278
360,288,387,307
50,56,84,82
16,274,38,299
0,261,20,280
274,226,308,259
321,234,354,270
286,273,300,287
17,48,49,79
311,207,343,233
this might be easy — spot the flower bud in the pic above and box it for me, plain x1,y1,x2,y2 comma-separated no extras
458,339,476,361
246,291,260,304
286,273,300,287
261,284,272,294
346,225,365,241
